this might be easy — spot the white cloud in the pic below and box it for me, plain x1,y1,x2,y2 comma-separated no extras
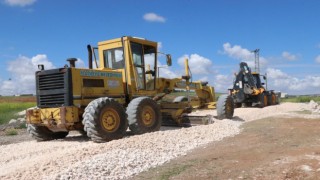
158,42,162,50
213,74,234,93
282,51,297,61
158,67,178,78
0,54,55,96
266,68,320,95
198,76,208,82
222,43,267,70
156,61,178,78
315,55,320,63
143,13,166,23
177,54,213,75
76,58,86,68
266,68,290,79
4,0,36,7
223,43,253,61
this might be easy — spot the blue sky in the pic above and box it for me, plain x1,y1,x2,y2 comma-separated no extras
0,0,320,95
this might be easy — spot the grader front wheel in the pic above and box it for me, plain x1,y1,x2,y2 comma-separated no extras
217,95,234,120
27,124,69,141
127,97,162,135
82,97,128,143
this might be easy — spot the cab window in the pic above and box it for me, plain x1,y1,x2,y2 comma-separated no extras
103,48,124,69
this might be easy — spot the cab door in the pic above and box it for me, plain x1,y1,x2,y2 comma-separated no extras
130,42,156,91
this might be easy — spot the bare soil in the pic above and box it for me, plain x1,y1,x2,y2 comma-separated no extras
133,117,320,180
0,128,32,145
1,103,320,179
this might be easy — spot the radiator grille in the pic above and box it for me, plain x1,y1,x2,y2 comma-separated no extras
39,93,65,106
39,73,64,90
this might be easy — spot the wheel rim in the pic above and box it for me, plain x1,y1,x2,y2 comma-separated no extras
141,106,155,127
101,108,120,132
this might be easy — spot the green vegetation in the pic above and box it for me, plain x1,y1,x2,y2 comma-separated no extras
0,96,36,125
5,128,18,136
291,110,313,115
281,96,320,103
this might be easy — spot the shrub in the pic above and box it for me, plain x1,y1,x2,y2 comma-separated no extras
5,128,18,136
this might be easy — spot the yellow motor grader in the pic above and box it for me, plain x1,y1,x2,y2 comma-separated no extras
26,36,234,142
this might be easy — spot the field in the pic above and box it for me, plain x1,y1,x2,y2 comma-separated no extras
0,96,36,124
281,95,320,103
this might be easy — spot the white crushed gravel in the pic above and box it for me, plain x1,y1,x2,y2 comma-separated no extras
0,102,319,180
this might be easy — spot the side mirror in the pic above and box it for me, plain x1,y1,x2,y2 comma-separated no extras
166,54,172,66
263,76,266,80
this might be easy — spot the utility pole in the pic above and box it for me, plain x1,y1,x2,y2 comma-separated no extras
251,49,260,73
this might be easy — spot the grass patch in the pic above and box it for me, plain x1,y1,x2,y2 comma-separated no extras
159,164,192,180
282,96,320,103
0,102,35,124
0,96,36,125
291,110,313,115
0,96,36,103
5,128,18,136
19,123,27,129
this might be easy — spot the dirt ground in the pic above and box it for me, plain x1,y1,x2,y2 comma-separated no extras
1,102,320,179
133,117,320,180
0,128,32,145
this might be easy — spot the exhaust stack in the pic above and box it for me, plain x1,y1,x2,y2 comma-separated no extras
67,58,77,68
87,45,93,69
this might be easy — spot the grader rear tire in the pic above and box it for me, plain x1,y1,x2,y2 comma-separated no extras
127,97,161,135
82,97,128,143
271,94,277,105
259,93,268,108
217,95,234,120
27,124,68,141
267,93,277,106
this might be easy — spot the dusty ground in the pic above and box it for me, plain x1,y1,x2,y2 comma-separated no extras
0,128,32,145
133,117,320,180
0,102,320,179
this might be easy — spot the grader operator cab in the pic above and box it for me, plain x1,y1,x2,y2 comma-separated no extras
229,62,280,108
26,36,234,142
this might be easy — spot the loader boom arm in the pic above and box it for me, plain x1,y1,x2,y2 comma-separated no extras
232,62,264,96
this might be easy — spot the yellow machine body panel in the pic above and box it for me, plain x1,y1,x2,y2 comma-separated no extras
26,106,79,132
70,68,125,106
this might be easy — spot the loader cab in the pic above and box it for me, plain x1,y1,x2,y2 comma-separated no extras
251,72,265,88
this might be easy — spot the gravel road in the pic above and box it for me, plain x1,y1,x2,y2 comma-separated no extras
0,102,319,180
